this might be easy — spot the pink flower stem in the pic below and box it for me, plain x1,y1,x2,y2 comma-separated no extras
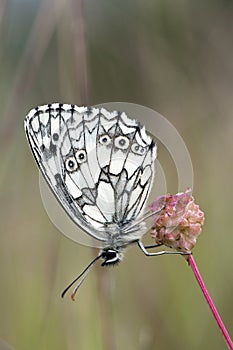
188,254,233,350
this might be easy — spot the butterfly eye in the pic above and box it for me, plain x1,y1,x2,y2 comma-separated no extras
114,136,130,150
99,134,111,145
131,143,146,155
76,149,87,164
65,156,78,172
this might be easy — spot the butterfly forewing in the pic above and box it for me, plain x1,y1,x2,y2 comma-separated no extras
25,104,157,245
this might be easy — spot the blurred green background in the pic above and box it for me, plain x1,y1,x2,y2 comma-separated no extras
0,1,233,349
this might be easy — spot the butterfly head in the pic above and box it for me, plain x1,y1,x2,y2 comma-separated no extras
100,247,123,266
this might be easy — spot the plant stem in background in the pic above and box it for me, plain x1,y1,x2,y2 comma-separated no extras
189,254,233,350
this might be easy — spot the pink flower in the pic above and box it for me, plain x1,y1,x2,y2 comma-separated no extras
149,189,204,252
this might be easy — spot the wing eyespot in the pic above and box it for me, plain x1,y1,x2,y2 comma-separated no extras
99,134,111,145
76,149,87,164
53,133,59,142
114,136,130,150
65,156,78,172
131,143,146,155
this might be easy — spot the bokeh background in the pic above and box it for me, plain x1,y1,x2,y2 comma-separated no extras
1,1,233,349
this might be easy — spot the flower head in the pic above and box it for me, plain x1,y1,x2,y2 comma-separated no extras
149,189,204,252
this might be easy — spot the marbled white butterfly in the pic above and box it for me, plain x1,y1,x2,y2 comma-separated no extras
25,103,175,298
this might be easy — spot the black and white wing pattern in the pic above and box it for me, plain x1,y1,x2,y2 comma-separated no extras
25,104,157,245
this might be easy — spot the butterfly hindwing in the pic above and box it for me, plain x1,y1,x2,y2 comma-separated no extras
25,104,157,244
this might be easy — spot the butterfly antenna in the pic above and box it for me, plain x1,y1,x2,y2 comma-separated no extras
61,253,102,300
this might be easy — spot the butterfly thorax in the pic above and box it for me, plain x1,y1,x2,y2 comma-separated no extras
101,220,147,246
98,220,146,265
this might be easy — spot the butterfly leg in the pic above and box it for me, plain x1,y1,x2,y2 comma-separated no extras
144,243,163,249
137,240,190,256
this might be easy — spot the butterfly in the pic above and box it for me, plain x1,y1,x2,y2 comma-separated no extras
24,103,182,299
